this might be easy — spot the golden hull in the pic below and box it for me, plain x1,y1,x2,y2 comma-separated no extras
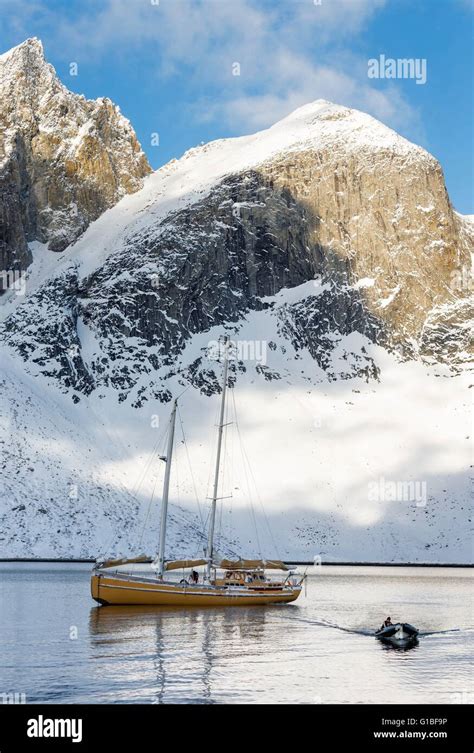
91,573,301,607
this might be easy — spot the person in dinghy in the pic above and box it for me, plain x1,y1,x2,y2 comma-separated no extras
375,617,419,648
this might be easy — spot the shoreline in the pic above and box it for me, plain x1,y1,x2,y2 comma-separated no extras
0,559,472,567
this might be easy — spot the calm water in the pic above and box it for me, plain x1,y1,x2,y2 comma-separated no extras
0,564,472,704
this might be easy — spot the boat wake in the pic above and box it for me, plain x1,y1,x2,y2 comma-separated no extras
276,615,467,638
419,628,463,637
310,618,375,636
276,615,374,636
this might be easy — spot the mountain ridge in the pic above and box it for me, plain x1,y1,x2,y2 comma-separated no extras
0,39,472,562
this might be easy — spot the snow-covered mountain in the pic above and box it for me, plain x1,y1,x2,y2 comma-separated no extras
0,40,472,562
0,38,150,282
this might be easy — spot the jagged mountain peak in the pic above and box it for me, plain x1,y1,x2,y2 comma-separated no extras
2,87,469,366
2,88,470,396
0,37,151,273
0,37,118,114
0,36,45,62
0,36,56,93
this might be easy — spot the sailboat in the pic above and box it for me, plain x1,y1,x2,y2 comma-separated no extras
91,336,304,607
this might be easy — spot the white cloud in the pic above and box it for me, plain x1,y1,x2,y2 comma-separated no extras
216,64,418,133
0,0,420,137
10,0,385,59
187,39,420,135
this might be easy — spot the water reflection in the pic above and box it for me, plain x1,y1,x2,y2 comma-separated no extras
89,605,269,703
378,638,420,653
1,565,470,704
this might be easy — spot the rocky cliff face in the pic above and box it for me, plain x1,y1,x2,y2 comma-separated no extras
1,100,471,403
0,38,150,286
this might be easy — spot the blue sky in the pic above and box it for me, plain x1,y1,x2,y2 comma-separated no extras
1,0,473,212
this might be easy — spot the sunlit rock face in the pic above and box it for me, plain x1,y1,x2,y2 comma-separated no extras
2,99,471,400
259,145,472,357
0,38,151,282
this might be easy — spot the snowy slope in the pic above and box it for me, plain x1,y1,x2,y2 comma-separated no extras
0,351,214,560
1,282,471,562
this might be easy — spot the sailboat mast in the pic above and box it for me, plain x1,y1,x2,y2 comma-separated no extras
156,399,178,578
206,336,230,578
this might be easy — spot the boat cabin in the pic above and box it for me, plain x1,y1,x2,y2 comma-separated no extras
212,569,285,589
225,569,261,584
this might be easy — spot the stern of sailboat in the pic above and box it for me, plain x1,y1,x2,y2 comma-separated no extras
91,572,108,605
